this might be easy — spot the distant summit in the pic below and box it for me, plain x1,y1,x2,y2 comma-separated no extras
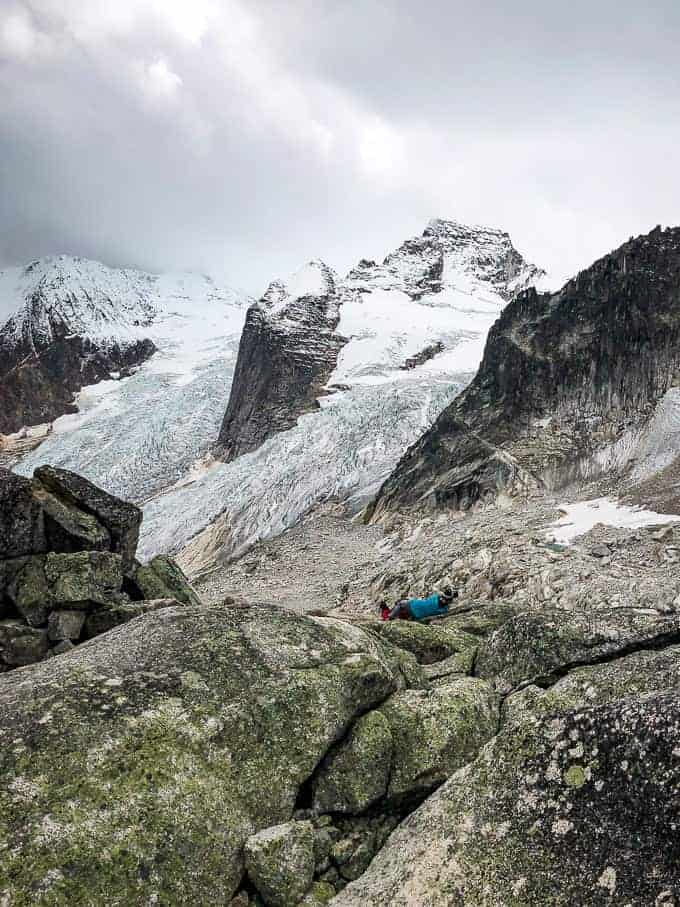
215,218,545,464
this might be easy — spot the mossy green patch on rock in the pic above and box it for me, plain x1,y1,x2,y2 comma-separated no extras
311,710,393,815
0,605,404,905
439,601,524,638
475,608,680,690
244,820,315,907
379,677,499,805
376,620,478,666
129,555,201,606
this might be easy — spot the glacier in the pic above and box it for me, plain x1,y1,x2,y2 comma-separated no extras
9,221,547,567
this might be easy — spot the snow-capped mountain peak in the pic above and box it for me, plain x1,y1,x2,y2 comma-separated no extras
0,255,158,352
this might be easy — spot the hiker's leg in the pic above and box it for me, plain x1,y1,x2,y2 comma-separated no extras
388,601,412,620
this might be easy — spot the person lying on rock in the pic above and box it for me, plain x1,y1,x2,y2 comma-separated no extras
380,586,457,621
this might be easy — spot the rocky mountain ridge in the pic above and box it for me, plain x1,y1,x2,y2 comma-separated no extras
0,256,160,433
369,224,680,521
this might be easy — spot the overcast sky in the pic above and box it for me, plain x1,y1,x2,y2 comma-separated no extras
1,0,679,293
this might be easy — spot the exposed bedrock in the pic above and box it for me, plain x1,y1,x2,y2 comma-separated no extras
0,605,500,905
215,264,346,462
334,603,680,907
370,224,680,520
0,316,155,434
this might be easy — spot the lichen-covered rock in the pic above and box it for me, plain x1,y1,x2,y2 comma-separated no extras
83,597,179,638
0,469,45,559
128,555,201,606
376,620,478,666
43,550,123,608
0,605,407,904
331,831,376,882
4,555,51,625
32,481,111,554
244,820,315,907
299,880,336,906
504,643,680,726
378,677,499,804
0,619,48,666
475,607,680,689
333,690,680,906
47,609,86,642
311,711,392,815
439,600,524,638
422,651,473,681
3,551,124,625
34,465,142,570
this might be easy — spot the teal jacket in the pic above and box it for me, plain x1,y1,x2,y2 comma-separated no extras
409,594,448,621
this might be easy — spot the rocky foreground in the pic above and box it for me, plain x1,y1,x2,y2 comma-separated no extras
0,470,679,904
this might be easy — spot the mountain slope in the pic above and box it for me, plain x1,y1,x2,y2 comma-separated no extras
369,224,680,520
0,256,162,433
139,219,545,563
12,220,545,565
12,259,250,502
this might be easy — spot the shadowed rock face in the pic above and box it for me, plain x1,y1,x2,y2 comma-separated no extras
0,465,198,669
215,264,346,462
369,225,680,519
0,298,155,434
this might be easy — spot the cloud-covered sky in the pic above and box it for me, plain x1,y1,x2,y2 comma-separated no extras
1,0,679,292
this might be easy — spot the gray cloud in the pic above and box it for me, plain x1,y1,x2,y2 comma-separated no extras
1,0,679,293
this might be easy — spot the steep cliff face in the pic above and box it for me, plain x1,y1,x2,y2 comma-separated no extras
215,261,346,462
0,256,159,434
369,225,680,519
0,328,156,434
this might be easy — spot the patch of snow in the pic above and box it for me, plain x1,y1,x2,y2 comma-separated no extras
547,498,680,545
286,260,335,300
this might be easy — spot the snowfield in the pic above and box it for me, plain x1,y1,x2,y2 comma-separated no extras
548,498,680,545
11,259,249,501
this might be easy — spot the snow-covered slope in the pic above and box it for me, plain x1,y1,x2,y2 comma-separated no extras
11,257,250,499
0,255,158,347
13,222,547,566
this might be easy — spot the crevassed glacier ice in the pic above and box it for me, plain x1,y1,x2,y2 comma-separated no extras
138,373,465,561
